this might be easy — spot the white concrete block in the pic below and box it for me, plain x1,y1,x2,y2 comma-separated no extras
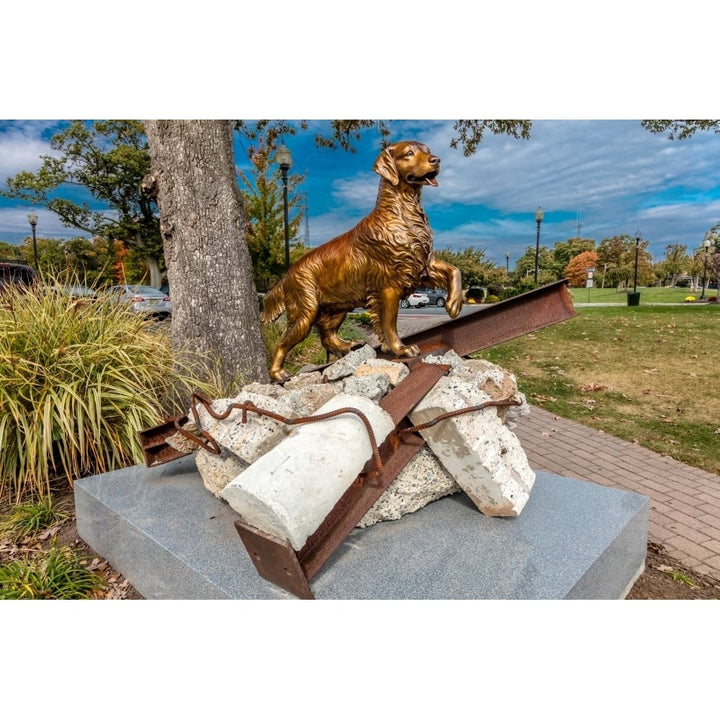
410,375,535,516
221,393,396,550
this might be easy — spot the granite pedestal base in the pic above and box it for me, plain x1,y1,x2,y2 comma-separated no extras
74,457,648,599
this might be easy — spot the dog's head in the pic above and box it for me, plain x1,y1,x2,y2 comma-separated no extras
372,141,440,188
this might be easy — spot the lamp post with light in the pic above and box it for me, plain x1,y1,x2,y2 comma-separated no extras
534,206,544,286
28,213,39,271
700,237,712,300
275,144,292,270
505,252,510,275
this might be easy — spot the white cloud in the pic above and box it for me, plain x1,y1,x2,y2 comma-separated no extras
0,121,59,180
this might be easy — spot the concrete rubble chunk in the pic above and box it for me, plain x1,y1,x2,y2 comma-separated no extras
410,372,535,517
283,371,324,389
196,447,247,498
353,358,410,387
342,373,391,402
221,393,396,550
278,383,342,416
322,344,376,381
358,447,461,527
199,392,295,465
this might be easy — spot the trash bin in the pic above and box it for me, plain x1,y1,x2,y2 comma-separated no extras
627,291,641,306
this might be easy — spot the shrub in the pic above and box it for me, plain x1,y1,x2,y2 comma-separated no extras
709,296,718,303
0,282,217,502
0,545,106,599
0,496,67,543
486,294,500,303
684,296,696,303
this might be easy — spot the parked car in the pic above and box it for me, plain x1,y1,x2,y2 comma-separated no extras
47,284,98,299
109,284,171,318
400,291,429,308
416,287,448,307
0,259,37,293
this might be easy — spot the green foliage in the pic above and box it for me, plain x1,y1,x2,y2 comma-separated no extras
449,120,532,156
596,235,654,287
513,245,559,285
236,137,307,292
657,243,691,285
0,279,218,502
1,120,163,271
435,247,497,288
237,119,532,156
0,545,106,599
552,237,596,270
662,569,698,587
641,120,720,140
0,496,68,543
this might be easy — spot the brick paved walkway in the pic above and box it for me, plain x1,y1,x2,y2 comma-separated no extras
395,313,720,580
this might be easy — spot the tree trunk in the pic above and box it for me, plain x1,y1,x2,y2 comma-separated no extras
144,120,269,388
145,255,164,288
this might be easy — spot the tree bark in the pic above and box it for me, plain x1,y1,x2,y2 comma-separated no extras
144,120,269,388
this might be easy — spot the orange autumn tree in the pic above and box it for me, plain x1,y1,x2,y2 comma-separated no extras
564,250,599,287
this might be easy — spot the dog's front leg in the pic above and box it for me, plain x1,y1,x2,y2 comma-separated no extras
429,259,463,318
378,287,420,357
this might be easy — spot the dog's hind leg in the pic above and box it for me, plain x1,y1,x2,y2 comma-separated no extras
315,311,354,358
269,312,316,383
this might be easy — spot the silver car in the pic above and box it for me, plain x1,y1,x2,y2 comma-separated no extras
109,285,171,318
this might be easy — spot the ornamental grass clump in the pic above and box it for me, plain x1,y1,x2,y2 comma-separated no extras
0,282,216,502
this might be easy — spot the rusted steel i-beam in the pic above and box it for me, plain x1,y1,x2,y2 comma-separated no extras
377,279,577,359
234,361,451,598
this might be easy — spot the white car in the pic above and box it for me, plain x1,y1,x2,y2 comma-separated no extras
109,285,171,318
400,291,429,308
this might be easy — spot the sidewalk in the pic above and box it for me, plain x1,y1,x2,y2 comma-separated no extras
395,314,720,580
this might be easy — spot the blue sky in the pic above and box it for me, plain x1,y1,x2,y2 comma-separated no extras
2,119,718,268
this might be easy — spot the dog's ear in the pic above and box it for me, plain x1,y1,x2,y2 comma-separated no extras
373,146,399,185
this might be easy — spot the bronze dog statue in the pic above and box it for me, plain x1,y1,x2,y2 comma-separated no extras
262,140,463,382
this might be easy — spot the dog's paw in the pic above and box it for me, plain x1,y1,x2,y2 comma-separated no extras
399,344,421,357
446,296,463,318
269,368,292,384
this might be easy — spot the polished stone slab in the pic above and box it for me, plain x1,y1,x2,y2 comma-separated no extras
74,456,648,599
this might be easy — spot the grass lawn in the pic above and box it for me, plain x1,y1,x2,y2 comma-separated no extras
569,285,718,304
476,304,719,476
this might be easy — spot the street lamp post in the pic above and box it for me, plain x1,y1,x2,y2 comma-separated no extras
700,237,712,300
534,206,544,286
505,252,510,275
633,230,641,293
275,144,292,270
28,212,39,271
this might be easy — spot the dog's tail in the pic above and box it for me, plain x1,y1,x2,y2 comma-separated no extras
261,280,285,322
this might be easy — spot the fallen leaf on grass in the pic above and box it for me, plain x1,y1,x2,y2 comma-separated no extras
581,382,607,392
